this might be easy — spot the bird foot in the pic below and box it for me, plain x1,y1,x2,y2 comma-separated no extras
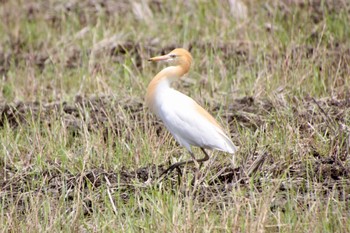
158,163,183,180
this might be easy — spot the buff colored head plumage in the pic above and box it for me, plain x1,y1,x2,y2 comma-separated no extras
148,48,193,74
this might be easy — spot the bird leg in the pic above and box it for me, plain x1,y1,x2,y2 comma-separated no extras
197,148,210,167
191,148,210,185
189,152,201,169
159,148,210,179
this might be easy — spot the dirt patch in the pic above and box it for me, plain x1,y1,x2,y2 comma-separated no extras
1,150,349,215
0,94,349,145
0,96,349,213
0,40,253,76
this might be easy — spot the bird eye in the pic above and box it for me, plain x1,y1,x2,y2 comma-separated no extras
169,54,176,58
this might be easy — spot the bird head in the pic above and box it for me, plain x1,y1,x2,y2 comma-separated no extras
148,48,192,71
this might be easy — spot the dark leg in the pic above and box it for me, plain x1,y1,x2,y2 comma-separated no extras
159,148,210,179
191,148,210,185
199,148,210,163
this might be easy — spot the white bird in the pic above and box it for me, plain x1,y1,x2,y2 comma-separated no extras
146,48,237,176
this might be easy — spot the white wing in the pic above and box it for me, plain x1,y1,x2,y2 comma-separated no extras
157,89,237,154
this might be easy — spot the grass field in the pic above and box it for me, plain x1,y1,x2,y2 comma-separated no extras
0,0,350,232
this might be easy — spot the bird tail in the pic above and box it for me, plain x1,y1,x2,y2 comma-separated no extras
217,130,238,154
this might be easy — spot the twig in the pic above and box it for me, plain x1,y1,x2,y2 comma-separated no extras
104,175,118,216
311,97,337,132
247,152,268,176
230,151,268,186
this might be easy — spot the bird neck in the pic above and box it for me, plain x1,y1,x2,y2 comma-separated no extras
157,65,189,81
146,65,189,112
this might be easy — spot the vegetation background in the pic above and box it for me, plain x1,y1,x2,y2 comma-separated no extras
0,0,349,232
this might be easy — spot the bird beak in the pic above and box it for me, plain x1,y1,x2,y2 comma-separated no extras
148,54,170,62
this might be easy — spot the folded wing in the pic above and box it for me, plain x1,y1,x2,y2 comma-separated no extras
158,89,237,154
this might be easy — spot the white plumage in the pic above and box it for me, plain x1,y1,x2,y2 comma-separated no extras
155,78,236,153
146,48,237,175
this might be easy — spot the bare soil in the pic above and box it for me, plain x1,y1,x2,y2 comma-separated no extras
1,96,349,213
1,0,349,219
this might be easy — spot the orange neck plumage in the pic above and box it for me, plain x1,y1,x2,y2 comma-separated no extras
146,48,193,113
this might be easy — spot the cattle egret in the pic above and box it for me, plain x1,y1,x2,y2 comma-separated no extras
146,48,237,176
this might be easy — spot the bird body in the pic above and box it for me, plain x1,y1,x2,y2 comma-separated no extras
146,48,237,174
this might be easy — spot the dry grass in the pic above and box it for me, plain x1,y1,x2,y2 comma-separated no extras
0,0,350,232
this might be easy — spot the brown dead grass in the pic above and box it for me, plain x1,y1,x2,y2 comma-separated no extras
1,95,349,212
